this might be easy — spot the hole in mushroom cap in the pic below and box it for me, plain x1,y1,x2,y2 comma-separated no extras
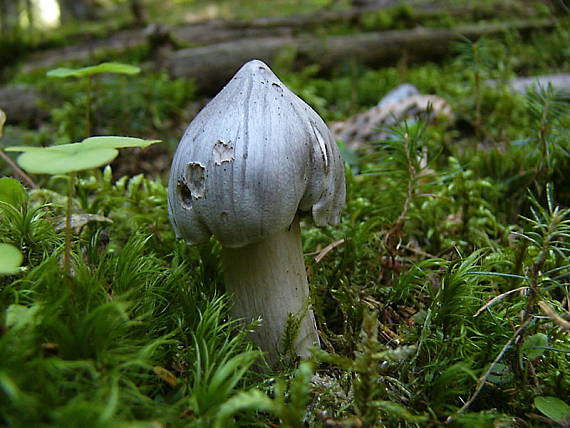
186,162,206,199
213,140,234,165
177,180,193,209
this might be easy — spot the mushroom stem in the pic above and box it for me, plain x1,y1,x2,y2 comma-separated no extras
222,215,319,367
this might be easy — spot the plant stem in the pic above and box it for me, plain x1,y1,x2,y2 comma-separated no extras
86,75,92,136
0,150,38,189
537,89,551,172
222,216,319,367
63,172,75,278
121,76,127,135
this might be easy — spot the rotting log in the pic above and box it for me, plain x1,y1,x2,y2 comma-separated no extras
18,0,541,73
2,18,559,125
167,19,556,93
2,19,559,126
167,36,296,92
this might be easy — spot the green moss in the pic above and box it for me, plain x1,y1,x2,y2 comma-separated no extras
1,4,569,427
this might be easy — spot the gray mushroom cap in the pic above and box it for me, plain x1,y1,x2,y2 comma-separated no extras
167,59,345,248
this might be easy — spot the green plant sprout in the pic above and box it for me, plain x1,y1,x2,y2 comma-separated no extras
519,82,570,182
454,36,499,137
47,62,141,136
449,183,570,422
6,136,159,279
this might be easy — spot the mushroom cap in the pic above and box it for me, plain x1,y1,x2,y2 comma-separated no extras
168,59,345,248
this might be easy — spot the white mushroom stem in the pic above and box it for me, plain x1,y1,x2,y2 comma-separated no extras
221,215,319,367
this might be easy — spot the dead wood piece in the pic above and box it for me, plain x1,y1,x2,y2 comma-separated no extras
330,93,452,150
167,19,555,93
507,74,570,94
300,20,555,71
167,36,296,90
171,20,292,46
17,0,537,74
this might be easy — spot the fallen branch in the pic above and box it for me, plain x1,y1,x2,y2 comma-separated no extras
473,286,531,318
17,0,534,73
314,239,346,263
167,19,555,93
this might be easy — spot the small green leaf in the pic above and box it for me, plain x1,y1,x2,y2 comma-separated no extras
0,177,27,207
47,62,140,78
7,136,160,153
4,146,45,152
0,108,6,138
15,148,118,174
6,136,160,174
46,67,79,78
0,243,23,275
534,396,570,423
81,136,161,149
522,333,549,360
6,142,82,153
486,362,514,385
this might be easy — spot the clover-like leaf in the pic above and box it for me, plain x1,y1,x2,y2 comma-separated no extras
81,136,160,149
6,136,160,175
522,333,548,360
0,243,23,275
11,147,118,174
0,177,27,208
535,396,570,423
47,62,140,78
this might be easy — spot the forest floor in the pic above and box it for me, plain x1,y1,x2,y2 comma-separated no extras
1,1,569,427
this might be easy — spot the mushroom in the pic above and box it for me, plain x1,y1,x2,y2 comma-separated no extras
168,59,345,366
